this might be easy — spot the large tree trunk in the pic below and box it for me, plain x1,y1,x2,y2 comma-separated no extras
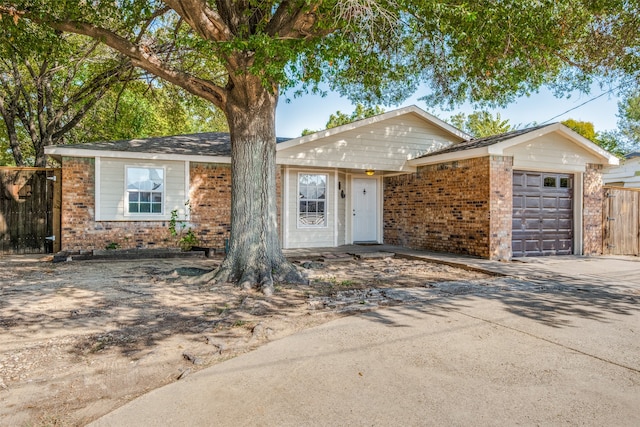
195,75,306,295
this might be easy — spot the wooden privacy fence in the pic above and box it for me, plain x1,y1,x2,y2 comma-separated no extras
603,186,640,256
0,167,61,255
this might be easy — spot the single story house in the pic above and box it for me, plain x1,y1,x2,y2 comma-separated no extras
45,105,618,259
603,152,640,188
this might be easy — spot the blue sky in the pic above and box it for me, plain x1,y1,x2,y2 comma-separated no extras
275,84,621,138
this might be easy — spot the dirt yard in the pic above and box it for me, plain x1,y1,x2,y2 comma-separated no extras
0,253,490,426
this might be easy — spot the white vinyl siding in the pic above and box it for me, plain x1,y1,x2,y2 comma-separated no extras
277,114,460,172
337,172,347,246
504,134,602,172
603,158,640,188
98,158,187,221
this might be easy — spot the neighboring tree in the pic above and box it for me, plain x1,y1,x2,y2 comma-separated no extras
301,104,384,136
0,22,133,166
70,81,228,144
3,1,637,292
449,111,513,138
562,119,597,141
594,130,626,157
617,91,640,151
562,119,625,156
0,127,14,165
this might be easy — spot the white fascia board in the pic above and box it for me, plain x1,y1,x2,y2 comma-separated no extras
276,105,471,152
275,156,417,173
44,146,232,164
408,147,490,166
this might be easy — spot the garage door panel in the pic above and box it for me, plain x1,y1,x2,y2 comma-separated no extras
525,174,542,187
557,198,572,209
525,197,541,208
513,195,524,209
558,218,572,229
512,240,523,253
525,240,541,252
512,171,573,257
542,239,572,252
524,219,540,230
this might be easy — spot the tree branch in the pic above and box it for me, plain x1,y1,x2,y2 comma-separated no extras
45,19,228,109
164,0,233,42
266,1,322,38
135,5,172,43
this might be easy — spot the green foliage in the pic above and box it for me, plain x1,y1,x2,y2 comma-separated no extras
0,19,134,166
560,118,631,156
449,111,513,137
326,104,385,129
562,119,597,141
301,104,384,135
168,202,199,251
562,118,626,156
595,131,626,157
617,91,640,151
3,1,637,110
179,229,199,252
69,82,228,143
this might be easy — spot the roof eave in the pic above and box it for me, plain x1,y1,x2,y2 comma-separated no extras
44,146,232,164
408,146,491,166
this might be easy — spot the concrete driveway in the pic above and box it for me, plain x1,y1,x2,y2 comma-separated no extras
91,254,640,426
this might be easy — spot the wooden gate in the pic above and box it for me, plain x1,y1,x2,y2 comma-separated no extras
0,167,61,255
603,186,640,256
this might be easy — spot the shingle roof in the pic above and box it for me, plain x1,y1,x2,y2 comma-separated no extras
61,132,291,157
418,124,551,158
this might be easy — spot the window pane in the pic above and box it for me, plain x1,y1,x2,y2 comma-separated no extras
544,177,557,187
126,167,164,215
560,178,570,188
298,174,327,227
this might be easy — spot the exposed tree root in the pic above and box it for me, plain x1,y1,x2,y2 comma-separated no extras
186,258,307,296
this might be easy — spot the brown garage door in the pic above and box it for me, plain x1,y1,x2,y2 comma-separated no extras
512,171,573,257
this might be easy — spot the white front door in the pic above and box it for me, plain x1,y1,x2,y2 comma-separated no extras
352,178,378,242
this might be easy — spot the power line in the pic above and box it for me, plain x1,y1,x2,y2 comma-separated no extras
539,82,628,125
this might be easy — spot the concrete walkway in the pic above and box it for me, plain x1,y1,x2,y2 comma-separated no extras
91,249,640,426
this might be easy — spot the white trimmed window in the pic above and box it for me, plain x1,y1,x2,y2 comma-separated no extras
298,173,327,227
126,166,164,214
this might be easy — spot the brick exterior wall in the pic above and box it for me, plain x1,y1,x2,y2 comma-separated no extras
583,163,604,256
384,156,513,260
488,156,513,260
60,158,282,253
188,163,232,250
384,157,492,258
60,158,235,252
